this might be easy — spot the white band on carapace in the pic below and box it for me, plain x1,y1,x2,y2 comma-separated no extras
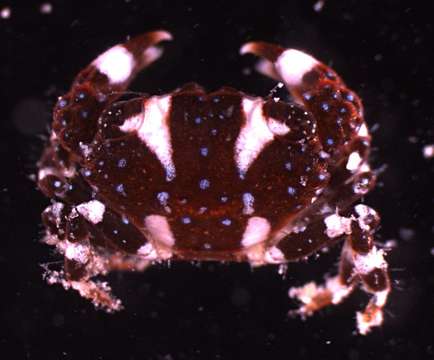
120,95,176,181
235,98,290,178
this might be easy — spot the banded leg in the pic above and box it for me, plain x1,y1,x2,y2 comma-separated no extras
42,200,155,311
39,142,158,311
287,204,391,335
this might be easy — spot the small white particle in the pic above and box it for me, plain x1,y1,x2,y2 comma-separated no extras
76,200,106,224
357,123,369,137
346,152,363,172
423,144,434,159
324,213,352,238
313,0,325,12
1,7,11,19
40,2,53,14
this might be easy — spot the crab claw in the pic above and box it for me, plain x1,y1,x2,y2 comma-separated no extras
240,41,320,87
105,30,173,78
90,30,173,85
241,40,365,159
240,41,285,62
53,30,173,160
240,41,285,81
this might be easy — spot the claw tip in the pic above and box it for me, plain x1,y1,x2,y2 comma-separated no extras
153,30,173,42
240,42,255,55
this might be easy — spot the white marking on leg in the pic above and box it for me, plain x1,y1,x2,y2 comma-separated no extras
275,49,318,86
120,95,176,181
144,214,175,247
325,276,353,304
354,204,378,230
264,246,286,264
346,152,363,172
356,309,383,335
50,202,64,218
94,45,135,84
76,200,106,224
289,276,353,307
288,281,318,305
354,247,387,275
235,98,290,177
241,216,271,248
63,241,90,264
324,213,352,238
137,242,159,260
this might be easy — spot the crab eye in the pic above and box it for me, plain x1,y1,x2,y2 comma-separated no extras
263,100,316,141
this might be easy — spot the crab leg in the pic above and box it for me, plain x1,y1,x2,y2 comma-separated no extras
287,204,390,335
52,31,172,161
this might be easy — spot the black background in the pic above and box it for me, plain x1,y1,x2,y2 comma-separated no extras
1,1,433,359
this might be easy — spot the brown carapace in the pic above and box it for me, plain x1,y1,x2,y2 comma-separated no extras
37,31,391,334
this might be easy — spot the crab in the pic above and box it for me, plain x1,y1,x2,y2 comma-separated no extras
37,30,391,334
